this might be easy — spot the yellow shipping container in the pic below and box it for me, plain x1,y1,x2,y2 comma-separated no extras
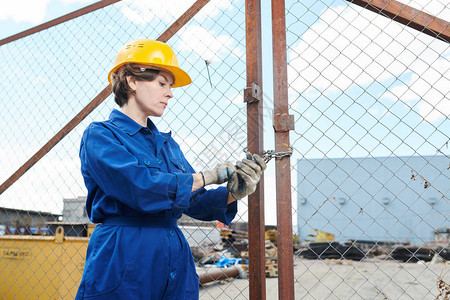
0,226,89,299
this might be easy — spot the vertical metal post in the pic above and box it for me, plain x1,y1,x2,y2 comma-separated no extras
272,0,295,299
245,0,266,299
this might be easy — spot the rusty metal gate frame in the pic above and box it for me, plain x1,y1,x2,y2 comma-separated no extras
244,0,266,298
271,0,295,299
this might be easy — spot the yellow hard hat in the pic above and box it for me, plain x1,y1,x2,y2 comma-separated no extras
108,39,191,88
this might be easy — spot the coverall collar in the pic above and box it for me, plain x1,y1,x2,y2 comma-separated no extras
109,109,171,138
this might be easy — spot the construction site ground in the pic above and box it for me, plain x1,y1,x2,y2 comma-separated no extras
199,257,449,300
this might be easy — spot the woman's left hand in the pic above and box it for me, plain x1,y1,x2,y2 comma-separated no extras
227,152,266,199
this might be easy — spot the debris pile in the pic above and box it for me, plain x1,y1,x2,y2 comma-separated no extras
295,230,450,264
194,227,283,286
240,241,279,278
296,241,366,261
192,229,250,266
265,241,278,277
194,226,450,288
390,244,450,263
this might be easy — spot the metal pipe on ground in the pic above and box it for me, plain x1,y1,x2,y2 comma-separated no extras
198,266,243,285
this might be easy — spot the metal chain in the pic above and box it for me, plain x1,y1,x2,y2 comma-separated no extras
263,148,294,162
244,147,294,163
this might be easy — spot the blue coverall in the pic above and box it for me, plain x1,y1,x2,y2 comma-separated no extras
75,109,237,299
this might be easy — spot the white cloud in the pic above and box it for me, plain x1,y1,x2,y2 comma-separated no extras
120,0,232,25
120,0,193,24
178,25,244,62
120,5,151,25
194,0,233,21
228,92,243,104
383,67,450,122
0,0,51,24
0,145,84,214
0,0,96,25
288,4,449,122
118,0,237,62
178,135,206,155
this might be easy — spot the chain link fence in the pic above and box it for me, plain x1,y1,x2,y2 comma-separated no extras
288,0,449,299
0,0,448,299
0,0,250,299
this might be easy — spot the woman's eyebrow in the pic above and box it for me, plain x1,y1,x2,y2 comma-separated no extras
160,73,174,86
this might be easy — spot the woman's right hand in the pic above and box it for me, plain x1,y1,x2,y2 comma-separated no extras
200,162,236,186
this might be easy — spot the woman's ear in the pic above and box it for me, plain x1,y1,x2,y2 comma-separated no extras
127,75,137,91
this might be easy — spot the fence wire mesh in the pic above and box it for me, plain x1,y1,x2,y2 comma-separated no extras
0,0,449,299
288,0,449,299
0,1,250,299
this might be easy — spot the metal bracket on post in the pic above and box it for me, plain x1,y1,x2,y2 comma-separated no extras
273,113,295,132
244,83,262,103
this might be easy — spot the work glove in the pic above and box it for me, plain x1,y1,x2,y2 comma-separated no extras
227,152,267,200
201,162,236,186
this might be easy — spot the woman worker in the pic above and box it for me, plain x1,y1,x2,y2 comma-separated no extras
75,39,266,299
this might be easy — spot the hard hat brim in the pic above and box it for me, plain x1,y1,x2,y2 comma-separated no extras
108,62,192,88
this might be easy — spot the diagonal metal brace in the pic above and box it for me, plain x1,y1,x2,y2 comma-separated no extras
345,0,450,43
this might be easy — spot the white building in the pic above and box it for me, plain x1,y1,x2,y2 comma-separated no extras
62,196,90,224
297,155,449,244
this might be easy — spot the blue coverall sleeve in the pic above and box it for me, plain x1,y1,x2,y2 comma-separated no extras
180,157,237,225
80,123,193,214
185,187,237,225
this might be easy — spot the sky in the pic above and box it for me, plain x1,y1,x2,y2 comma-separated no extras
0,0,448,226
0,0,93,38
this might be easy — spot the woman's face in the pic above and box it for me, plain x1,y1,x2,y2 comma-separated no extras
128,68,174,117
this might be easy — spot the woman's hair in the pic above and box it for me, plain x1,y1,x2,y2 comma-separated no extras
111,63,160,107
